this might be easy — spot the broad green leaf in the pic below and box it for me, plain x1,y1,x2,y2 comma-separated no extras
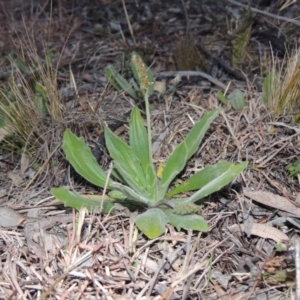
113,161,150,198
111,167,154,203
51,187,114,213
129,107,151,173
175,161,248,205
159,142,188,199
105,66,138,100
159,108,221,198
105,127,148,194
228,89,245,110
110,181,150,205
216,91,228,105
145,163,158,201
184,108,221,160
62,129,110,188
165,210,208,232
166,161,233,198
111,166,126,183
135,208,167,239
129,107,157,199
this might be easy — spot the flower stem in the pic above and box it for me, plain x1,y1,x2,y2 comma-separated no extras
144,91,152,165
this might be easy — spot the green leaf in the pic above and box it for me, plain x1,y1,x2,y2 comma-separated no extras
165,210,208,232
51,187,114,213
185,108,221,160
34,83,47,116
0,118,5,127
34,94,47,116
167,161,234,198
216,91,229,105
228,89,245,110
286,156,300,177
176,161,248,205
105,66,138,100
129,107,151,173
159,108,221,198
110,181,150,205
263,70,277,104
104,126,148,196
135,208,167,239
62,129,110,188
159,142,188,199
15,59,28,73
145,163,158,200
129,106,157,199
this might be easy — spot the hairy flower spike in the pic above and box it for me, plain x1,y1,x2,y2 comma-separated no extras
131,52,151,95
173,203,200,215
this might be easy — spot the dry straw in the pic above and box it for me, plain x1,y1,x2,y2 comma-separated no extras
264,47,300,123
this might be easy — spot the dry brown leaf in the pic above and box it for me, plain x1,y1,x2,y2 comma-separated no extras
244,189,300,216
229,223,289,248
0,188,7,199
20,153,30,175
0,207,26,227
169,74,181,85
211,279,230,300
154,81,166,94
24,215,72,257
265,257,282,272
7,171,23,186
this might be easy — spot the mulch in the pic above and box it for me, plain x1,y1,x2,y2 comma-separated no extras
0,0,300,299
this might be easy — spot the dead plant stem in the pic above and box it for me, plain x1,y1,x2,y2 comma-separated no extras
227,0,300,27
121,0,136,45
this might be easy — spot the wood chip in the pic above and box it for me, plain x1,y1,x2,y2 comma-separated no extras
244,189,300,216
229,223,289,248
7,171,23,186
0,207,26,227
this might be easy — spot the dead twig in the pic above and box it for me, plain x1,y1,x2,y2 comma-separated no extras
158,71,227,89
227,0,300,27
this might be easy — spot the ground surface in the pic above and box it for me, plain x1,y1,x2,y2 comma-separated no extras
0,0,300,299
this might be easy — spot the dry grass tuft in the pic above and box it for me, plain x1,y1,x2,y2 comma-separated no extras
0,34,64,155
263,46,300,122
174,33,206,72
230,11,253,68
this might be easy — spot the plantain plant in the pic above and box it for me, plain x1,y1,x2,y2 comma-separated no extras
51,52,248,239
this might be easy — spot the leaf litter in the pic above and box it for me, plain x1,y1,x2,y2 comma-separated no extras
0,0,300,299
